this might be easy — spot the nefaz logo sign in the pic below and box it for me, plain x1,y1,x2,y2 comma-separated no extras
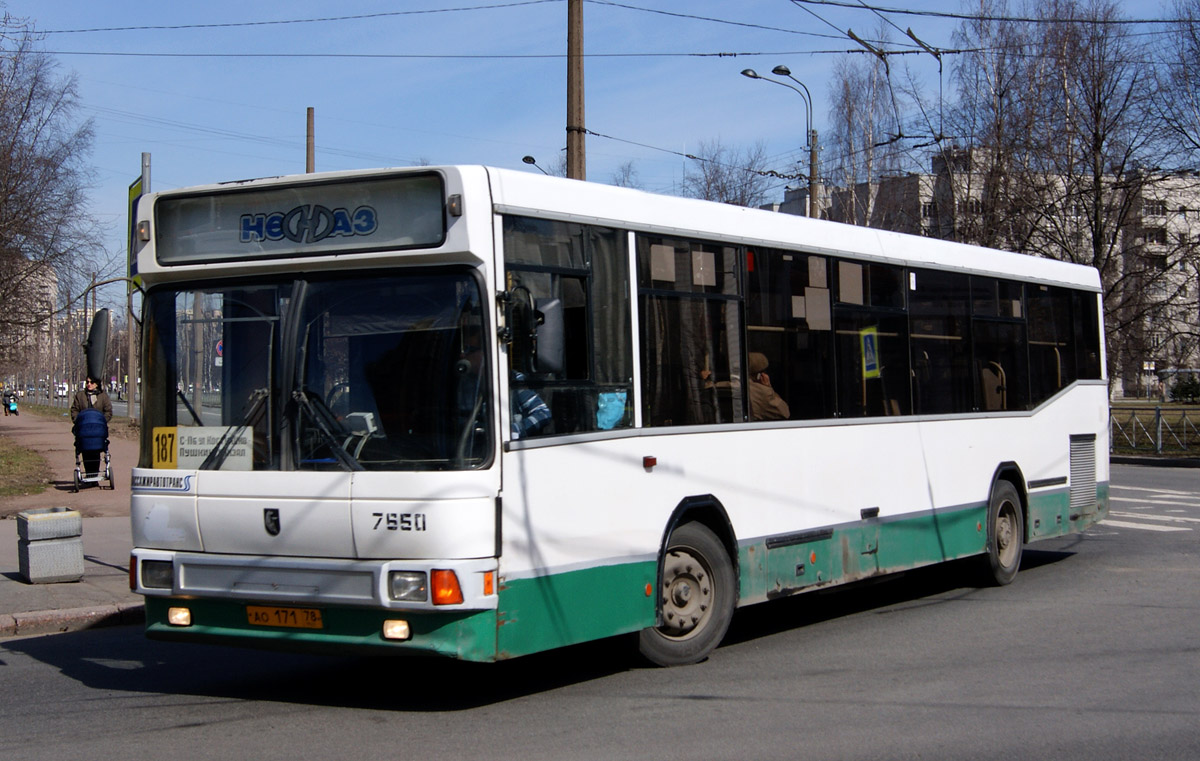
240,204,378,244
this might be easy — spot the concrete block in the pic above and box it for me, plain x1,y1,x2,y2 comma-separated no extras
17,507,83,541
18,536,85,584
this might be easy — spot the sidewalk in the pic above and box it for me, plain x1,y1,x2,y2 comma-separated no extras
0,411,143,638
0,408,138,519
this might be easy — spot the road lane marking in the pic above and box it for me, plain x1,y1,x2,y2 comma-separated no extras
1110,511,1200,524
1110,496,1200,507
1110,486,1194,496
1099,519,1190,532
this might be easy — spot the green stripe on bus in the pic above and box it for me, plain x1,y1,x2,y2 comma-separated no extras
496,560,658,659
740,504,986,604
738,484,1109,604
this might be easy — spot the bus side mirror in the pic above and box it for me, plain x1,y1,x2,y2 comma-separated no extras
502,288,564,376
83,308,111,381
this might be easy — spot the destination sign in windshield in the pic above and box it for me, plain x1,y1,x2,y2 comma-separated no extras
155,173,446,264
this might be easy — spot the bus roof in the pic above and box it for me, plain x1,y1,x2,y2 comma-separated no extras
484,166,1102,292
143,164,1101,292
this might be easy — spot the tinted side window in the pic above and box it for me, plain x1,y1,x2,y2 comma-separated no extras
971,277,1028,411
746,248,833,420
503,216,632,438
834,260,910,417
1073,290,1103,380
1028,285,1075,404
910,269,971,414
639,235,743,426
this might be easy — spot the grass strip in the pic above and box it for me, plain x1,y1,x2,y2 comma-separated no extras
0,434,52,497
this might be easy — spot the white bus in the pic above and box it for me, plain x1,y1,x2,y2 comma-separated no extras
129,166,1108,665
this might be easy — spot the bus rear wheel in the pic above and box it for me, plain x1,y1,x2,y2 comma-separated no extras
980,480,1024,586
639,521,735,666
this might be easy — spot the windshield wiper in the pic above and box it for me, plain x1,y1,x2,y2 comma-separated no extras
292,388,364,471
176,388,203,426
199,388,268,470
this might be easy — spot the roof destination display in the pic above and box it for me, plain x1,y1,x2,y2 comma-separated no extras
154,172,446,264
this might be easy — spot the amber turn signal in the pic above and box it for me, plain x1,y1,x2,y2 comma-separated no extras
431,569,464,605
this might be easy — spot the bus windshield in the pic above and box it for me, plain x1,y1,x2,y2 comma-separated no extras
141,270,492,472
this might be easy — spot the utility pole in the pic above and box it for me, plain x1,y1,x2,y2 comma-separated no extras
566,0,585,180
809,129,821,219
129,152,150,423
306,107,315,173
88,273,97,379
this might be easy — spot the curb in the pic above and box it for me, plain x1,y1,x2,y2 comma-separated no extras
0,602,144,639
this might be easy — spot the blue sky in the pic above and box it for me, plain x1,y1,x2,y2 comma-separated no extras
5,0,1162,308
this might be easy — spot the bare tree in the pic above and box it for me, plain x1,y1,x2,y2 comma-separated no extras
931,0,1033,247
679,139,772,208
1156,0,1200,159
0,17,103,364
1149,0,1200,373
610,160,642,189
938,0,1185,392
1016,0,1174,390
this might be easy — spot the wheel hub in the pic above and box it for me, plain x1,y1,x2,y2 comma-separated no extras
660,549,713,638
996,503,1018,566
671,580,693,607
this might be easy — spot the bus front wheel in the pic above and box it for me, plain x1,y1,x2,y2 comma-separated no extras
639,521,735,666
980,480,1024,586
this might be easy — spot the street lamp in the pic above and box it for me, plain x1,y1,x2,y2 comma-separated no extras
522,155,550,175
741,66,821,219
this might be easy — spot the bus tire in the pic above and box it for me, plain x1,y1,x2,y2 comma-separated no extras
980,480,1023,586
638,521,735,666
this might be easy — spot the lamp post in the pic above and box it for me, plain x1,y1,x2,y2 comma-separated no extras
522,155,550,175
742,66,821,219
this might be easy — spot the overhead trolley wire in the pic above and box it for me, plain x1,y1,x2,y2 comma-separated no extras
35,1,560,34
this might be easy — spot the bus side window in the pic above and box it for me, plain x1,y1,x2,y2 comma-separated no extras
833,261,910,418
638,237,743,427
745,249,834,421
503,216,633,437
909,269,971,415
971,278,1028,411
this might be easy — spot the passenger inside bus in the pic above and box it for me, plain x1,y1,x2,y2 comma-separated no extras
747,352,790,421
510,371,552,439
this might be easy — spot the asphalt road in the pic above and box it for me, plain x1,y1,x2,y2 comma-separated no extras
0,463,1196,760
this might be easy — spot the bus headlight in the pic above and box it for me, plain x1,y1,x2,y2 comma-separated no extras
142,560,175,589
388,571,428,602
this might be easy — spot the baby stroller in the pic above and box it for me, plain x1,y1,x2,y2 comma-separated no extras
73,407,114,491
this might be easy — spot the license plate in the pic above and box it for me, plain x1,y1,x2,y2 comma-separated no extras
246,605,324,629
